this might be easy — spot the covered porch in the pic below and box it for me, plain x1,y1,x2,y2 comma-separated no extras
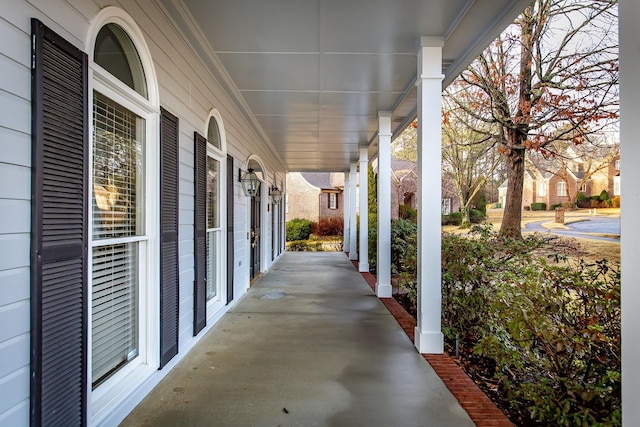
121,252,476,426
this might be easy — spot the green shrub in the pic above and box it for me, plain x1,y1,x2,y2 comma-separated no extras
393,227,621,426
469,208,485,224
286,240,323,251
530,202,547,211
599,190,610,201
475,258,620,426
524,205,531,211
286,218,313,241
399,204,417,223
550,203,563,210
367,212,377,274
442,212,462,226
576,192,587,203
390,219,417,276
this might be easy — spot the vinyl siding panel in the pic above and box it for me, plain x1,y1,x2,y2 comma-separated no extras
0,367,29,419
1,0,287,424
0,128,30,168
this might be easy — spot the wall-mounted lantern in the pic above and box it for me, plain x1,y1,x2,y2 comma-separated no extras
239,168,260,197
269,186,283,204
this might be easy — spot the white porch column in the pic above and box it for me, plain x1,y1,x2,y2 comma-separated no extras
358,148,369,272
620,3,639,424
348,163,358,260
343,171,350,253
414,37,444,354
376,112,392,297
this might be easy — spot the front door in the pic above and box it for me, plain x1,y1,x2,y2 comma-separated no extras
250,192,261,279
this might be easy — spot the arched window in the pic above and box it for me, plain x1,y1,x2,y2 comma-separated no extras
207,115,222,150
205,114,226,309
94,23,147,97
89,10,158,396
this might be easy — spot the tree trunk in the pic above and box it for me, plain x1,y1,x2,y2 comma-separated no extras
500,147,526,238
462,206,471,227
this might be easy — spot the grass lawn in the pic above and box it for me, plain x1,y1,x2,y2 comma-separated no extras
443,207,620,264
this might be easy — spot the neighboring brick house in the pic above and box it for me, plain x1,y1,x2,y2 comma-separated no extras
286,172,346,223
498,147,620,210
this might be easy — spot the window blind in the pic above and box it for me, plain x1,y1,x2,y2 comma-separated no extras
91,243,138,387
92,92,144,240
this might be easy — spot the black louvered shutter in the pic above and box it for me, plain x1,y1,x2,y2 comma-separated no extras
227,155,235,304
30,19,88,427
193,132,207,335
159,108,179,368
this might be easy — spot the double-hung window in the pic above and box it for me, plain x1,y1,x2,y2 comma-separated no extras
206,115,225,307
557,181,567,197
90,22,154,389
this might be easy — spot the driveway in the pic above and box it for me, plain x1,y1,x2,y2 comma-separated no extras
525,216,620,242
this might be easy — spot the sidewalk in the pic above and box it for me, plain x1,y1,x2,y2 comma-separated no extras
120,252,474,427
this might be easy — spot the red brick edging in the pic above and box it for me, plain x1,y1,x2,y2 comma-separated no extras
351,258,514,427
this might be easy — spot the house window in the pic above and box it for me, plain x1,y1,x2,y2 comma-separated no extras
557,181,567,197
538,182,547,197
615,159,620,171
614,176,620,196
90,22,154,390
442,198,451,215
329,193,337,210
580,183,587,193
91,93,145,387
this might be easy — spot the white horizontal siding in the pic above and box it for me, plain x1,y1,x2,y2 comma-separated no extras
0,8,33,427
0,127,30,168
0,399,28,426
0,365,29,418
0,0,287,424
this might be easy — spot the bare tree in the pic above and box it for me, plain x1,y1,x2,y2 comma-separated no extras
446,0,618,238
442,102,502,226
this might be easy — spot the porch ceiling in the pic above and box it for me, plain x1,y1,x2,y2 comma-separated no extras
168,0,530,172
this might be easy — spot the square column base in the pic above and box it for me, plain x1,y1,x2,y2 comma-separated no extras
349,252,358,261
358,263,369,273
414,328,444,354
375,282,392,298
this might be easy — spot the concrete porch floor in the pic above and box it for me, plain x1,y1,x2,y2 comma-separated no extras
121,252,474,427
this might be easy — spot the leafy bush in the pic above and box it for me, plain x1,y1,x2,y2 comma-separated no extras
530,202,547,211
576,192,587,203
524,205,531,211
315,217,343,236
390,219,417,276
550,203,563,210
442,212,462,225
368,213,377,274
469,208,485,224
399,204,417,223
286,218,314,241
611,196,620,208
476,258,620,426
599,190,610,201
396,227,621,426
286,240,323,251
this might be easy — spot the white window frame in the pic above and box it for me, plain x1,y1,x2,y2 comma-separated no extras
557,181,567,197
205,110,227,319
329,192,337,210
538,182,547,197
614,176,621,196
441,198,451,215
580,183,587,193
86,8,160,424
